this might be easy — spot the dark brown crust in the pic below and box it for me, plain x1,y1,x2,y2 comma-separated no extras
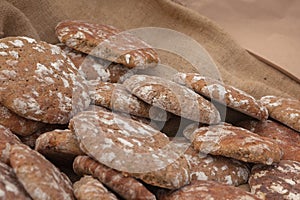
249,160,300,200
73,175,118,200
19,124,68,148
0,36,90,124
0,125,21,164
260,95,300,132
0,104,46,136
35,129,84,162
73,155,156,200
0,162,31,200
130,155,190,189
9,144,75,200
123,75,221,124
58,44,133,82
190,124,282,165
237,119,300,162
173,73,268,120
69,109,183,175
55,20,159,69
184,145,249,186
160,180,260,200
87,80,169,121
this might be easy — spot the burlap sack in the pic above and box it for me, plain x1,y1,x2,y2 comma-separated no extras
1,0,299,99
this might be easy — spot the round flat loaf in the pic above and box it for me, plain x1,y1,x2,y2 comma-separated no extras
190,124,282,165
0,162,31,200
237,120,300,162
73,155,156,200
160,180,260,200
260,95,300,132
130,155,190,189
0,36,90,124
56,20,159,69
70,109,190,189
173,72,268,120
183,145,250,186
88,80,169,121
123,75,221,124
35,129,84,162
73,175,118,200
249,160,300,199
18,124,68,148
0,103,45,136
0,125,21,164
9,144,75,200
58,44,133,82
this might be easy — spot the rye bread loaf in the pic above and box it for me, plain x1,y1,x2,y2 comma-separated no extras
173,72,268,120
56,20,159,69
190,124,282,165
260,95,300,132
249,160,300,200
73,175,118,200
73,155,156,200
237,119,300,162
0,36,90,124
123,75,221,124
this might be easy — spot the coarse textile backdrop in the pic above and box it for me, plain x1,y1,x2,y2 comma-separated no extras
1,0,299,99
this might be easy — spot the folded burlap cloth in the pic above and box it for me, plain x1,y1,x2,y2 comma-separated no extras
1,0,299,99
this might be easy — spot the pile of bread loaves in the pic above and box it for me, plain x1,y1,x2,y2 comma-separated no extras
0,20,299,200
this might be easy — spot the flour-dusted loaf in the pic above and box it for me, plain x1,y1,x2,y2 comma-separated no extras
190,124,282,165
130,155,190,189
58,44,133,82
183,145,250,186
123,75,221,124
0,36,90,124
9,144,75,200
73,155,156,200
260,95,300,132
56,20,159,69
237,119,300,162
19,124,68,148
73,175,118,200
160,180,260,200
0,104,46,136
249,160,300,199
0,125,21,164
173,72,268,120
35,129,84,162
88,80,169,121
70,109,190,189
0,161,31,200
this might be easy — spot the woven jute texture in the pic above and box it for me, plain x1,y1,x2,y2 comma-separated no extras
1,0,299,99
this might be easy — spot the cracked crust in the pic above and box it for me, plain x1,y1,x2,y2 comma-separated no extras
260,95,300,132
173,72,268,120
0,36,90,124
123,75,221,124
190,124,282,165
73,175,118,200
9,144,75,200
73,156,156,200
237,119,300,162
58,44,133,82
183,144,250,186
87,80,169,121
249,160,300,200
56,20,159,69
